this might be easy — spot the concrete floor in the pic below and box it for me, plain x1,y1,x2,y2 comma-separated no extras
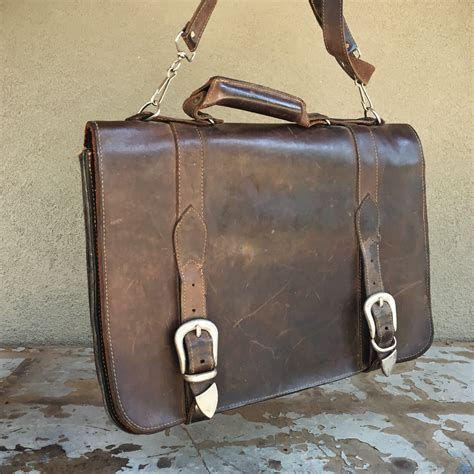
0,343,472,473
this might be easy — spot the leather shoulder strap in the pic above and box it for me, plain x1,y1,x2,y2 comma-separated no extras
181,0,374,84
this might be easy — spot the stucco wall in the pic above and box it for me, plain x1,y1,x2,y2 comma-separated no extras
1,0,472,344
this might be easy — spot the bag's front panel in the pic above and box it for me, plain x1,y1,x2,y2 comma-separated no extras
202,124,363,411
85,121,432,433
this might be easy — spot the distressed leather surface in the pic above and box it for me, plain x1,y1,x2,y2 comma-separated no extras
81,121,432,434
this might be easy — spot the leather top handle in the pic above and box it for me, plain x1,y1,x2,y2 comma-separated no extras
181,0,375,85
182,76,381,127
183,76,311,126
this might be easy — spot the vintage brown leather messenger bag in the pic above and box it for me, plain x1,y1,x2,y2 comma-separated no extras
80,0,433,434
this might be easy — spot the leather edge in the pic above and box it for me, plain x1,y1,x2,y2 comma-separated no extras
79,146,137,433
83,123,187,434
396,124,434,363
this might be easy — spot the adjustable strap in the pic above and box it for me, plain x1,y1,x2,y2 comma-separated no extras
182,0,218,53
313,0,375,84
171,123,219,422
181,0,374,84
349,126,397,376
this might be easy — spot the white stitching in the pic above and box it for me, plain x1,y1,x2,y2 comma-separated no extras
195,127,207,315
346,126,364,369
185,0,217,49
196,127,205,217
368,128,379,203
171,123,182,216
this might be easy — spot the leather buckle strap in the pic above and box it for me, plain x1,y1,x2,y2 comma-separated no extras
357,196,398,376
349,126,397,376
171,123,219,422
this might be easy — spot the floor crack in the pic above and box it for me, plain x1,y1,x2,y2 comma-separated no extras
182,426,211,473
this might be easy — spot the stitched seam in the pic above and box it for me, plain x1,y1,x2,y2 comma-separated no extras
193,0,216,46
87,151,116,413
368,128,379,203
175,211,207,266
346,126,363,369
170,123,187,315
95,123,173,431
367,128,383,288
190,0,207,25
338,0,351,70
338,0,358,81
375,241,384,289
171,123,182,216
184,0,208,47
87,154,108,381
195,127,207,315
321,0,329,53
373,200,384,289
196,127,205,218
169,123,191,419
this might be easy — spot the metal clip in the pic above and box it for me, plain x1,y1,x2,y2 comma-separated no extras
355,80,382,124
138,31,196,119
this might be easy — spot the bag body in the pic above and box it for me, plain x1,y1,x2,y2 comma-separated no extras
80,0,433,434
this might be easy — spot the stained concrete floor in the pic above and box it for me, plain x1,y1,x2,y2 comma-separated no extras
0,343,472,473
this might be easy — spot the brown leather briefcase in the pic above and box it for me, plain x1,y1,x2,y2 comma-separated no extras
80,0,433,434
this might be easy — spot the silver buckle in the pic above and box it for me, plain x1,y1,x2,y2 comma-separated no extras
364,292,398,376
364,292,397,354
174,319,218,377
174,319,219,418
